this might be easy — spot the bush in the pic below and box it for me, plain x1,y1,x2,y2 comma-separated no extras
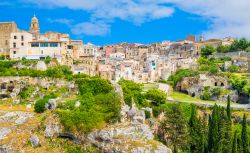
152,106,162,117
201,45,216,58
34,99,47,113
19,86,34,99
209,66,219,74
168,69,199,87
202,87,211,100
57,77,121,134
145,110,151,119
34,94,57,113
145,88,166,106
76,77,113,96
228,65,239,72
118,79,145,107
44,56,51,64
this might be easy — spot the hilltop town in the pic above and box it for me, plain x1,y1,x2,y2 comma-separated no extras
1,16,250,153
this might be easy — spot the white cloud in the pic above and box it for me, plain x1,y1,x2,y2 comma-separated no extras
22,0,250,39
47,18,73,26
71,21,110,36
168,0,250,39
22,0,175,36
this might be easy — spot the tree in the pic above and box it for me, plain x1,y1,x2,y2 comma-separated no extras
145,88,166,106
118,79,147,107
217,45,230,53
160,104,188,153
219,107,232,153
188,105,206,153
232,130,238,153
167,69,199,87
241,113,249,153
201,45,216,58
44,56,51,64
228,65,239,72
227,96,231,121
230,38,250,51
208,104,220,152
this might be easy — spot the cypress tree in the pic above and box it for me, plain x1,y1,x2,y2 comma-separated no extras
232,130,238,153
219,107,232,153
208,104,220,152
241,113,249,153
188,104,206,153
160,104,188,152
227,95,231,121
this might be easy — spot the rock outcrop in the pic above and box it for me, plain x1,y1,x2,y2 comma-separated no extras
30,135,40,148
87,97,171,153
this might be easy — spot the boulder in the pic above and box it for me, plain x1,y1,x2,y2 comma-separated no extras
30,135,40,148
0,128,11,140
74,101,81,107
44,122,62,138
36,61,47,71
87,122,170,153
45,99,57,110
0,145,11,153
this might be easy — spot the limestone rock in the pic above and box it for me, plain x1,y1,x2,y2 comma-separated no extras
36,61,47,71
87,122,170,153
44,121,62,138
74,101,80,107
0,128,11,140
0,111,34,125
45,99,57,110
30,135,40,148
87,101,171,153
0,145,11,153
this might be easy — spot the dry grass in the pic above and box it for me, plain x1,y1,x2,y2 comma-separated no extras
0,105,33,112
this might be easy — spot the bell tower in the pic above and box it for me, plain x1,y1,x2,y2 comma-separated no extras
30,15,40,38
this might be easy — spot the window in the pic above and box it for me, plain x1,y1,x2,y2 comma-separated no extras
41,50,43,54
13,51,16,54
50,43,58,47
5,40,8,45
13,43,16,48
31,43,39,47
40,43,48,47
21,35,24,41
21,43,24,46
14,36,17,39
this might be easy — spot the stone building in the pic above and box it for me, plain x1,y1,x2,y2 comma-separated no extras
9,30,33,59
0,22,18,57
30,15,40,39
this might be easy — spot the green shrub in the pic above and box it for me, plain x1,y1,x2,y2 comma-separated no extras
34,99,47,113
209,66,219,74
145,88,166,106
34,94,57,113
202,87,211,100
145,110,151,119
118,79,146,107
76,77,113,96
228,65,239,72
44,56,51,64
201,45,216,58
168,69,199,87
19,86,34,99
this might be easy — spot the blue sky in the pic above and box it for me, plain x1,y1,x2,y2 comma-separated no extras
0,0,249,45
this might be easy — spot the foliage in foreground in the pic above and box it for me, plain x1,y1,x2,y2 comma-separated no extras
57,76,121,134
